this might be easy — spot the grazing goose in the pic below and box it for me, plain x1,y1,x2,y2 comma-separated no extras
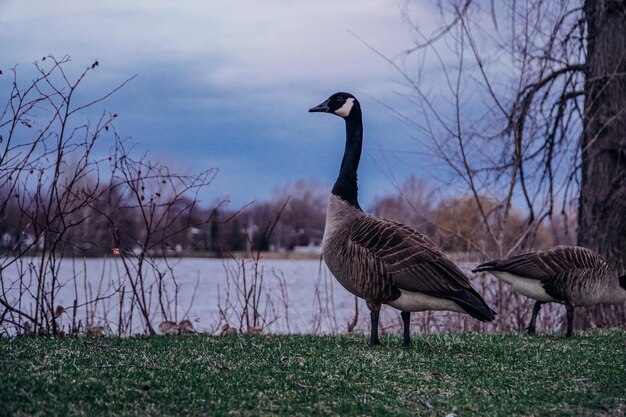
309,92,495,346
473,245,626,337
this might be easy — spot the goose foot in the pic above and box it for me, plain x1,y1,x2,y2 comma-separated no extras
368,338,381,347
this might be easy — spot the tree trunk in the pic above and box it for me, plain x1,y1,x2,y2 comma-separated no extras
578,0,626,328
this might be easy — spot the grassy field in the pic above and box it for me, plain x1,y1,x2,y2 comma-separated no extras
1,331,625,417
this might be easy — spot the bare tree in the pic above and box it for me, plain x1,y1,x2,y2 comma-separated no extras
578,0,626,268
577,0,626,328
384,0,624,326
378,1,581,259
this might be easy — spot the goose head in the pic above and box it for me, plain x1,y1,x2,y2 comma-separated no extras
309,92,360,119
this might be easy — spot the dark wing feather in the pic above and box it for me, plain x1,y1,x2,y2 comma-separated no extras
472,245,612,280
349,217,472,295
348,216,495,321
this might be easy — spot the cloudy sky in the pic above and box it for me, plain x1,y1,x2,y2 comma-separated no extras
0,0,442,209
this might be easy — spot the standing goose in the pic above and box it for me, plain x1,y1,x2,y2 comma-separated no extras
473,245,626,337
309,92,495,346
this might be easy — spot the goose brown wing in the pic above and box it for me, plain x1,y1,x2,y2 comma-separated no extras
348,216,473,295
473,246,612,280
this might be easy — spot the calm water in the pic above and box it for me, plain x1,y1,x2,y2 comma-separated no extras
1,257,360,335
1,256,563,335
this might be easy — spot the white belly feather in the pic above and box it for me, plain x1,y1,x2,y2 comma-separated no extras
386,289,464,313
491,271,558,302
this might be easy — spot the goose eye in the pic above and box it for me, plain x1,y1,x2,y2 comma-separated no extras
336,96,344,102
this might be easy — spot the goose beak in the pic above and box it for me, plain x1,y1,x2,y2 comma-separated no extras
309,99,330,113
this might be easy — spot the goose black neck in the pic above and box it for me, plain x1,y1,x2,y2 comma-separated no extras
332,110,362,209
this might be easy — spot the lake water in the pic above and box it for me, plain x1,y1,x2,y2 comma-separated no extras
1,257,359,335
0,256,565,336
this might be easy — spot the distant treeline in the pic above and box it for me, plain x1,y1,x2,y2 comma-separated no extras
1,176,575,258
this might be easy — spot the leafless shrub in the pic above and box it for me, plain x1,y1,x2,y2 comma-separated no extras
0,56,127,335
270,268,292,333
0,56,218,336
101,138,217,335
311,263,340,334
216,201,290,334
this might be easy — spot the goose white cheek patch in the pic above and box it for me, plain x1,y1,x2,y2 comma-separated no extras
334,98,354,117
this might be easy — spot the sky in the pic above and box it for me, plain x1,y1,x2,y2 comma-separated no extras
0,0,443,209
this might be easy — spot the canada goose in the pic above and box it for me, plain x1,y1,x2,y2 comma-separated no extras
309,92,496,346
473,245,626,337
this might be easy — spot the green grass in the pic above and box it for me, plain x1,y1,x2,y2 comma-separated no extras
1,331,625,417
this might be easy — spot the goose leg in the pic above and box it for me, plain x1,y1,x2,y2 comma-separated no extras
565,305,575,337
367,300,381,346
401,311,411,347
369,311,381,346
526,301,544,335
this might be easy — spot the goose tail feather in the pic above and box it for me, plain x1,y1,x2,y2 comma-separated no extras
446,289,496,322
